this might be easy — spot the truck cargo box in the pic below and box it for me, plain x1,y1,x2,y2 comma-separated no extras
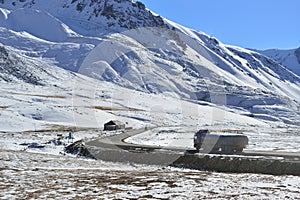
194,130,248,154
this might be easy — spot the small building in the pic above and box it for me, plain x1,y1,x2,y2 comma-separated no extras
104,120,125,131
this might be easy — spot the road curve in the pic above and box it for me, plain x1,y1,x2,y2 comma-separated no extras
85,128,186,166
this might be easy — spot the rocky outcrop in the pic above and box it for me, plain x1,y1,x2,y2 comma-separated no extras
65,140,96,159
71,0,168,30
295,47,300,64
0,45,43,85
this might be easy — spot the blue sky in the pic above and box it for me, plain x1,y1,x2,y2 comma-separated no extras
138,0,300,50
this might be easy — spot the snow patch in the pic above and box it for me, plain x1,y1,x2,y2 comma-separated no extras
3,8,77,42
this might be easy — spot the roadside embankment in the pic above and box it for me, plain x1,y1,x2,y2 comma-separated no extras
172,154,300,176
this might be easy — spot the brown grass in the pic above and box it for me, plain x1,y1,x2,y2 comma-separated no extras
47,125,102,132
93,106,144,112
0,106,8,109
2,91,66,99
210,129,250,133
21,125,100,133
29,94,66,99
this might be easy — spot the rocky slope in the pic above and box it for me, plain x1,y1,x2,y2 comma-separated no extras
0,45,54,85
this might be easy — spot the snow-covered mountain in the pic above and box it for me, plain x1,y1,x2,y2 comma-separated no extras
0,0,299,126
258,47,300,76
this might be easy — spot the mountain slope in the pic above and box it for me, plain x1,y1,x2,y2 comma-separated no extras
258,47,300,76
0,43,270,133
0,0,299,126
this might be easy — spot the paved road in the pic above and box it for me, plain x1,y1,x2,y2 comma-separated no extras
85,128,300,175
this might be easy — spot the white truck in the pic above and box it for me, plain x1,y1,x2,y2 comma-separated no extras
194,130,248,154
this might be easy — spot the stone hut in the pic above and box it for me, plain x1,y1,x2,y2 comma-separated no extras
104,120,125,131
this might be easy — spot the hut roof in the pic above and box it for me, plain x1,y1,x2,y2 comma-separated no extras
104,120,124,126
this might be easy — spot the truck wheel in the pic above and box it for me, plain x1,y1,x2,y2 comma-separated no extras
234,148,243,153
211,148,221,153
221,146,234,154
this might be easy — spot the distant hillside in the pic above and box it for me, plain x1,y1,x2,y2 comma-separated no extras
258,47,300,75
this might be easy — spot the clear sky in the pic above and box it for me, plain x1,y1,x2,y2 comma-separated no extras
138,0,300,50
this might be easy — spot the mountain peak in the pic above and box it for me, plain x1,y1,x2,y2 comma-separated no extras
70,0,167,29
